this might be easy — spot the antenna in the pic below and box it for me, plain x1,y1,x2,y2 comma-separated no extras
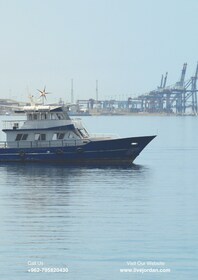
163,72,168,88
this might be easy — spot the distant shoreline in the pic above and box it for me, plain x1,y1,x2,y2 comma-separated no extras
88,112,197,117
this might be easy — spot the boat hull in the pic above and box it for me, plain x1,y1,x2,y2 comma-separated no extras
0,136,156,166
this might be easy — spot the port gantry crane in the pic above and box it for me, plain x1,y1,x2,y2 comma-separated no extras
135,62,198,115
75,62,198,115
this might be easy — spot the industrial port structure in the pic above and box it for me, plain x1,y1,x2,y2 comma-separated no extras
76,62,198,115
0,63,197,116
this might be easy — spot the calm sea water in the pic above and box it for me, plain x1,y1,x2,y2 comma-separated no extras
0,115,197,280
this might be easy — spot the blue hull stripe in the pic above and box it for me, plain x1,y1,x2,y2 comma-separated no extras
0,136,156,165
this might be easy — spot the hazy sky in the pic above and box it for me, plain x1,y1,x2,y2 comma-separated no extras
0,0,197,103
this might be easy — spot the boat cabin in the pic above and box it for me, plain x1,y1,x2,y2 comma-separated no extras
2,105,90,148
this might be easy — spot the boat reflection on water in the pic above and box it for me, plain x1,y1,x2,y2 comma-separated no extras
1,162,150,207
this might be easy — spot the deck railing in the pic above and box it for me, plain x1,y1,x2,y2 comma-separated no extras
89,133,118,139
2,120,25,130
0,139,89,149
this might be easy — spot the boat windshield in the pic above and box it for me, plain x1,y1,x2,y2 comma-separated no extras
78,128,89,138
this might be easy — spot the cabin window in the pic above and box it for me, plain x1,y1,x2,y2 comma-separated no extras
68,132,77,139
40,134,46,140
35,134,40,140
51,113,56,120
15,134,28,141
33,114,38,120
52,133,65,140
57,133,65,139
41,113,47,120
35,133,46,141
78,128,89,138
56,113,64,120
15,134,22,141
52,133,57,140
22,134,28,140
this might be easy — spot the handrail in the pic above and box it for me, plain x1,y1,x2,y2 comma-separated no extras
0,139,87,149
89,133,118,139
2,120,25,130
